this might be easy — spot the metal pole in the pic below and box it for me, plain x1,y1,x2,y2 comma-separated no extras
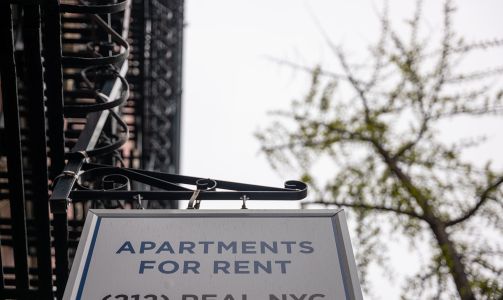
41,1,67,298
22,4,54,298
0,4,30,299
41,0,66,180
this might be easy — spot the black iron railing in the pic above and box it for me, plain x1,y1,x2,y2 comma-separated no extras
0,1,148,298
0,1,307,299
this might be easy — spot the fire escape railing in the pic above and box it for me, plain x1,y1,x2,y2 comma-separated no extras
46,1,132,298
49,2,306,298
1,0,307,299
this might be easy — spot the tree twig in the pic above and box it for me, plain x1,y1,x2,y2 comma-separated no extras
306,200,425,220
446,176,503,227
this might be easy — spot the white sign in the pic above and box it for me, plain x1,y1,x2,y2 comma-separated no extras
64,209,363,300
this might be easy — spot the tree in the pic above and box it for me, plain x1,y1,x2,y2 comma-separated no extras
257,1,503,299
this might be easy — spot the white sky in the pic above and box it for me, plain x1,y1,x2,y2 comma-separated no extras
181,0,503,298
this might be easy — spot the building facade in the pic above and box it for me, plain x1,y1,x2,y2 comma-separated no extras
0,0,183,298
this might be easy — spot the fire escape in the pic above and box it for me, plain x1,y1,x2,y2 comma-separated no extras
0,1,306,299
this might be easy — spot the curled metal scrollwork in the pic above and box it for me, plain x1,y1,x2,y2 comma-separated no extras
68,163,308,204
76,166,190,192
60,0,131,160
60,0,129,14
50,0,308,210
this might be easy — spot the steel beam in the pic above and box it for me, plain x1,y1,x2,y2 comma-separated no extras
0,4,30,299
22,5,54,298
41,0,65,180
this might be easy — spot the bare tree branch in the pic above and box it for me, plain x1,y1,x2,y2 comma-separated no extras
305,200,425,220
263,55,350,80
336,50,373,122
392,116,429,160
446,176,503,227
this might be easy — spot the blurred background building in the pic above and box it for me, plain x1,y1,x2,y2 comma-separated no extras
0,0,183,298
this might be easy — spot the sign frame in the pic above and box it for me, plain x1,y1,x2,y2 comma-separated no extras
64,209,363,300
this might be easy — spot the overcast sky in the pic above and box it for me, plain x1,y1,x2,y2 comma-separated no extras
181,0,503,298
